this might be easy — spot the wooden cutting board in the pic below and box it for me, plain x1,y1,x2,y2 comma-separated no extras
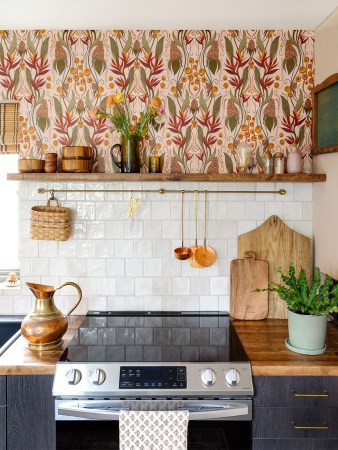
230,251,269,320
238,215,311,319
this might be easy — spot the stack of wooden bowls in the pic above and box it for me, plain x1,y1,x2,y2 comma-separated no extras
61,146,93,173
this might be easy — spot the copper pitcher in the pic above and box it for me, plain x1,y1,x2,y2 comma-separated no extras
21,282,82,351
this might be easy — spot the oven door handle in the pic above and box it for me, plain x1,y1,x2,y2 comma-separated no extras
58,401,249,421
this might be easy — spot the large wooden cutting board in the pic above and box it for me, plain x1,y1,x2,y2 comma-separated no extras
230,251,269,320
238,215,311,319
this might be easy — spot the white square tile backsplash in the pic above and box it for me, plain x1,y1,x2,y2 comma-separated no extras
1,181,313,315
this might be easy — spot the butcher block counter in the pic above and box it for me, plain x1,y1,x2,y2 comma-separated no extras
1,316,338,376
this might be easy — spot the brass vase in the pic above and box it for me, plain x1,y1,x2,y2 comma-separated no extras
21,282,82,351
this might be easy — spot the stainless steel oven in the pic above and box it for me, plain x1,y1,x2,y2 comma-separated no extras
53,311,253,449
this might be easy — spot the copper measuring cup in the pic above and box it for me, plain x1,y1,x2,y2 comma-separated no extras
174,191,192,260
194,191,216,267
190,190,203,268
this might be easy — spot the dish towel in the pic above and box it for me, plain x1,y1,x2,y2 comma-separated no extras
119,410,189,450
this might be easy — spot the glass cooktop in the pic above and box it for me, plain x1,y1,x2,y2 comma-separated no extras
60,311,248,363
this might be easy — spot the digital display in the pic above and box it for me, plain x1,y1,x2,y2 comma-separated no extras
119,366,187,389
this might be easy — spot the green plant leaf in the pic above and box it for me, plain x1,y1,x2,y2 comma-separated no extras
123,31,132,53
0,42,4,60
167,96,177,120
228,116,238,132
25,68,33,93
109,36,119,60
224,153,234,173
83,125,91,146
185,125,192,148
269,36,280,60
256,147,263,169
224,36,233,59
199,91,208,112
140,67,147,92
9,33,17,54
285,58,296,74
242,67,249,91
254,66,262,92
256,31,265,52
72,126,78,145
40,37,49,60
53,96,63,119
85,90,93,109
67,91,76,112
155,36,165,59
197,125,204,148
298,124,305,146
238,33,247,53
141,32,150,53
127,66,135,92
264,115,274,132
207,58,220,75
181,91,190,112
27,33,36,54
295,90,303,112
212,96,221,118
171,59,181,75
281,96,290,118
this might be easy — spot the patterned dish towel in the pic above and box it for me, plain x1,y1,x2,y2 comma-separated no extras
119,410,189,450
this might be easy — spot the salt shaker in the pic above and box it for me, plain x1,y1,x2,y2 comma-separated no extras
274,152,285,174
286,145,302,174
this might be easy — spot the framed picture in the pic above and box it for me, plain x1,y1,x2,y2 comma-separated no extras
312,73,338,155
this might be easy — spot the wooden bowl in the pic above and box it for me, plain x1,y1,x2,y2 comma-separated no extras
18,159,45,173
61,159,93,173
62,146,93,160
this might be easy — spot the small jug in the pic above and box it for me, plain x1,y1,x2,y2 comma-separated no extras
21,282,82,351
286,144,302,174
110,135,140,173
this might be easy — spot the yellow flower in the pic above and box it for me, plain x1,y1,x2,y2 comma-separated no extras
150,96,162,109
114,92,124,103
107,95,115,106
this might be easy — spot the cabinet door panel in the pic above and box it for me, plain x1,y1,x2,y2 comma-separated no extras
253,407,338,439
254,376,338,407
7,375,55,450
253,438,338,450
0,376,6,450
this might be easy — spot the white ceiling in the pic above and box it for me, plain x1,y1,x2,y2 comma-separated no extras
1,0,337,29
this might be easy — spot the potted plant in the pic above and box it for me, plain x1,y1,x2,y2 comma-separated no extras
256,263,338,355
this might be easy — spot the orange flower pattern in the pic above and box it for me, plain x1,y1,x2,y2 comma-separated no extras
0,29,314,173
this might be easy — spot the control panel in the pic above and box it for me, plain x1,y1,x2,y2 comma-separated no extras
119,366,187,389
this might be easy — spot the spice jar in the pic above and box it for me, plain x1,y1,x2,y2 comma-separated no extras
149,156,161,173
274,152,285,174
262,150,273,175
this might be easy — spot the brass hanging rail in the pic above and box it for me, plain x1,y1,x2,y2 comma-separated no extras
37,187,286,195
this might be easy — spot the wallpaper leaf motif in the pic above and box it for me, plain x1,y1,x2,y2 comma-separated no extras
0,29,314,172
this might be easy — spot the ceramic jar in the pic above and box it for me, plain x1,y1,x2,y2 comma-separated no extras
286,145,302,174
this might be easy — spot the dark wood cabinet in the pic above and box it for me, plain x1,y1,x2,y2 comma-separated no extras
6,375,55,450
253,376,338,450
0,376,6,450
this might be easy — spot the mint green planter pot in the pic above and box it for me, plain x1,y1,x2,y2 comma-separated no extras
286,309,327,355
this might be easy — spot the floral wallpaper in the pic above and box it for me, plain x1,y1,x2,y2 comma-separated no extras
0,29,314,173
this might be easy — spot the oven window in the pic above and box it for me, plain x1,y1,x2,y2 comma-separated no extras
56,420,251,450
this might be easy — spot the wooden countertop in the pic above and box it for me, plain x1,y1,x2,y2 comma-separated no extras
1,316,338,377
0,316,85,375
233,319,338,376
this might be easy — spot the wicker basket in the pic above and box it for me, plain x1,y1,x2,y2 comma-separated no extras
30,197,71,241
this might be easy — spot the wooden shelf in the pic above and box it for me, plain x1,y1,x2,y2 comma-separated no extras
7,173,326,183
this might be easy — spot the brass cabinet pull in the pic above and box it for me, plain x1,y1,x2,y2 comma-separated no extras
292,421,329,430
292,390,329,397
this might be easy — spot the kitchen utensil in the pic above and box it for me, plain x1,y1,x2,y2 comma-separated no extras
194,191,216,267
238,215,311,319
230,251,268,320
61,159,93,173
21,281,82,351
174,191,191,260
189,190,203,268
62,146,93,160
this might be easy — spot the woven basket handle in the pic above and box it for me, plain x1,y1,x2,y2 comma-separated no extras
47,197,60,207
56,282,82,316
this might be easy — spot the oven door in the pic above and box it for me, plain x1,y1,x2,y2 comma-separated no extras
55,398,252,450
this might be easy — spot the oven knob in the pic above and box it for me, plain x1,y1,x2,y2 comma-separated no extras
201,368,216,386
65,368,82,385
90,368,106,385
225,368,240,386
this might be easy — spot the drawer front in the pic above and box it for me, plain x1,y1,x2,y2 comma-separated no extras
254,376,338,407
253,407,338,439
253,438,338,450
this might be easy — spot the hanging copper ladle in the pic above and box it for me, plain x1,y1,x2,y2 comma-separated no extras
174,190,192,260
194,190,217,267
190,190,203,268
